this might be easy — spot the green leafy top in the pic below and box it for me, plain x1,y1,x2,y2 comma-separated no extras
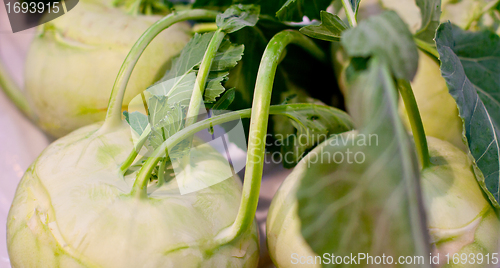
193,0,330,22
435,22,500,207
124,26,246,152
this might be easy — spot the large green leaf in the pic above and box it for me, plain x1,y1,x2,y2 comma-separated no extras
341,11,419,81
297,58,430,267
435,22,500,206
299,11,348,42
414,0,441,43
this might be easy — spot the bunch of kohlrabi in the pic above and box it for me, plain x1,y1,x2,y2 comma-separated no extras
6,3,354,267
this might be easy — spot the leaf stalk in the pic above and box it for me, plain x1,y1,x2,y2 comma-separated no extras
0,58,36,121
213,30,326,244
101,9,219,133
398,79,431,169
341,0,358,27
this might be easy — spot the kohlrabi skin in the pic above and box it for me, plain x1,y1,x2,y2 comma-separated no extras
422,137,499,267
266,156,320,268
266,134,499,268
25,1,191,138
6,122,259,268
399,51,465,151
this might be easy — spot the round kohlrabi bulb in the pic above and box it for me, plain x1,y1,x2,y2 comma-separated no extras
25,1,191,137
7,122,259,267
422,136,499,267
266,134,498,268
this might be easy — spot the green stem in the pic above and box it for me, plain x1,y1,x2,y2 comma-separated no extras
214,30,326,244
129,103,330,199
120,124,151,173
101,9,219,133
414,38,439,59
398,79,431,169
192,23,219,33
185,28,225,127
157,157,167,187
131,109,249,198
464,0,500,30
341,0,358,27
0,59,36,121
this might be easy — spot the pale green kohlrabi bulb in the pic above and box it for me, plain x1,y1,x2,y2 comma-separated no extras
7,122,259,268
25,1,191,137
422,137,499,267
266,134,499,268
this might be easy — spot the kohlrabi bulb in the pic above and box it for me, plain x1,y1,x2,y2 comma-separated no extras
399,51,465,151
422,137,499,267
25,1,191,137
267,134,499,268
266,163,320,268
7,122,259,267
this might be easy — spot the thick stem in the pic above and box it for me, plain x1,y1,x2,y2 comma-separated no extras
398,79,431,169
0,59,36,121
341,0,358,27
192,23,219,33
157,157,168,187
120,124,151,173
414,38,439,59
214,30,326,244
101,9,219,133
184,29,225,127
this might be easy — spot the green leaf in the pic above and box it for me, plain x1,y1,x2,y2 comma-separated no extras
149,102,185,149
211,40,245,71
216,4,260,33
123,111,149,136
147,72,197,106
211,88,236,113
205,73,227,102
275,104,355,168
297,58,430,266
152,34,244,105
276,0,333,22
341,11,419,81
147,95,170,126
299,11,348,42
414,0,441,43
435,23,500,207
161,33,214,81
